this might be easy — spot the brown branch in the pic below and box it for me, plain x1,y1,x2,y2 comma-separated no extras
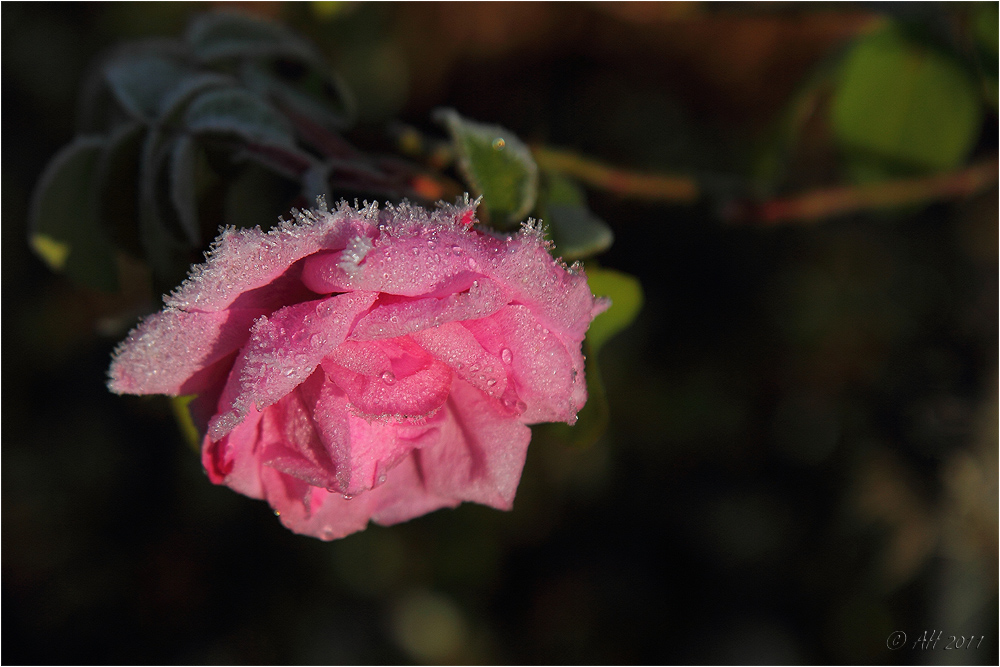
531,145,699,203
738,157,999,225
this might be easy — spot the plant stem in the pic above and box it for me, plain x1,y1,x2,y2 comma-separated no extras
742,156,998,225
531,146,699,203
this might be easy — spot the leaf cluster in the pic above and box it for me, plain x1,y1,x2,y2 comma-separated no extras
30,12,422,291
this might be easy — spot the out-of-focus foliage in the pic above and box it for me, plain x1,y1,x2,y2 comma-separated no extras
585,265,645,355
29,137,119,290
831,24,982,179
540,172,615,261
29,12,406,290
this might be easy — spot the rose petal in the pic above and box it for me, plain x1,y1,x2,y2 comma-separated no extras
209,291,377,440
351,276,507,340
166,202,380,312
410,322,507,399
322,338,453,420
464,305,585,424
266,454,460,540
305,372,425,495
413,378,531,509
480,227,597,345
201,403,266,500
300,202,482,297
263,467,377,540
108,306,267,395
259,372,339,490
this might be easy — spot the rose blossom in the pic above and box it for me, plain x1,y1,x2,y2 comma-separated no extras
108,197,607,540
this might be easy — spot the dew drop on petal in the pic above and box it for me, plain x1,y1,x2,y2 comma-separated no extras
501,348,512,364
381,370,396,385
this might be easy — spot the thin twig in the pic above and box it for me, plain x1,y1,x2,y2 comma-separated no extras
739,156,999,225
531,145,700,203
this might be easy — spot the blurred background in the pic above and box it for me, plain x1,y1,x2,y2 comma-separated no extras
3,2,997,664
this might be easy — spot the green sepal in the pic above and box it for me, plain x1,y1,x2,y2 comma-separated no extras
435,108,538,230
171,395,202,453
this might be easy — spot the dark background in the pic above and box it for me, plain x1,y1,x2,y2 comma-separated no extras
3,2,997,664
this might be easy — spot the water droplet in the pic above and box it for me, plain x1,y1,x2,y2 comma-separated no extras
451,245,462,254
284,369,297,378
310,333,323,346
273,510,281,517
321,527,335,540
487,378,497,387
470,364,480,373
342,493,354,500
501,348,512,364
492,137,506,150
376,473,387,485
381,370,396,385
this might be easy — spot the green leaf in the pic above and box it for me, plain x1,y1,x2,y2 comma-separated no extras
585,265,644,355
542,173,613,260
96,121,145,254
185,87,296,148
185,12,320,64
104,52,192,120
970,3,998,111
533,340,609,449
435,108,538,229
158,72,237,122
170,135,202,246
831,24,983,176
29,137,119,291
241,60,355,131
138,128,189,286
971,2,999,61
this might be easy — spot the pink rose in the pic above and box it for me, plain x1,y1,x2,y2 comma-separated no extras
108,198,606,540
